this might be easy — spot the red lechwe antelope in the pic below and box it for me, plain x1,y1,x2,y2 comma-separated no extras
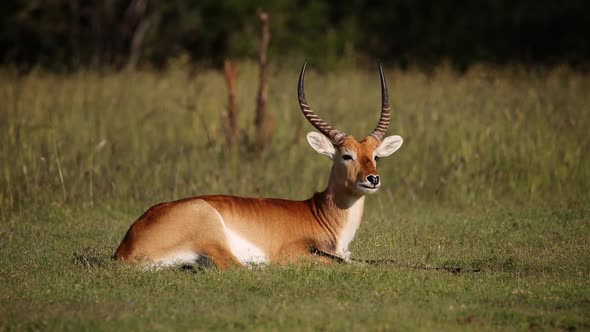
114,61,403,269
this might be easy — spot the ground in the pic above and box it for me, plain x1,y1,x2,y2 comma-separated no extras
1,63,588,330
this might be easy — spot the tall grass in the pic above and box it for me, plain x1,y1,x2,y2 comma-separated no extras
0,62,588,217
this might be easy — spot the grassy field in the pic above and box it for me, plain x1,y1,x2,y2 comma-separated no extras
1,62,589,330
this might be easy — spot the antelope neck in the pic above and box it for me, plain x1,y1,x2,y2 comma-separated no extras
309,181,366,253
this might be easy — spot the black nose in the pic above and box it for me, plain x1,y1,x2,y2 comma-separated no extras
367,175,380,185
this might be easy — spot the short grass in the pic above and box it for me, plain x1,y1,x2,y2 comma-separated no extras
1,62,589,330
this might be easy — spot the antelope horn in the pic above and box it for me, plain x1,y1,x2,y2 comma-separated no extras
369,62,391,142
298,60,347,144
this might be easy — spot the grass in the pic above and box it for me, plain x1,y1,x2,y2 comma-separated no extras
1,61,589,330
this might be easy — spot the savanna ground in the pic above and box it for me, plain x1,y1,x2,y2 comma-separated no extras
1,61,589,330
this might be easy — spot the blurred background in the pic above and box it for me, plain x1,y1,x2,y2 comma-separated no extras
1,0,589,70
1,0,589,213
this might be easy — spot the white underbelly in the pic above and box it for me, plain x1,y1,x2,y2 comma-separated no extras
148,251,201,269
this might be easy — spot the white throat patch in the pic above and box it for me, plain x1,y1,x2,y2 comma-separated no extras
335,196,365,259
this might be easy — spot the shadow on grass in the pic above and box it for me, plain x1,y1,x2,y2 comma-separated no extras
72,247,217,273
72,247,110,268
352,258,482,274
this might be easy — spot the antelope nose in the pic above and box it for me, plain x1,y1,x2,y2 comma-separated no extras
367,175,380,186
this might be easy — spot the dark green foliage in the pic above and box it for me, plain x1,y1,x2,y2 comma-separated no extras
1,1,589,69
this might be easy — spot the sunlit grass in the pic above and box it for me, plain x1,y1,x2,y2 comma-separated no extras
0,62,589,330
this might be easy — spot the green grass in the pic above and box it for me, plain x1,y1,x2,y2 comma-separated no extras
1,62,589,330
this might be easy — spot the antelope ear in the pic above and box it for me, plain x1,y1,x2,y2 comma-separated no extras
375,135,403,157
307,132,336,158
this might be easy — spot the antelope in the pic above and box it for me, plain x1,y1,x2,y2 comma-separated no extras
114,61,403,269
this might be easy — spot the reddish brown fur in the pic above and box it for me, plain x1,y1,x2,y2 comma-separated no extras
328,135,380,196
114,192,347,268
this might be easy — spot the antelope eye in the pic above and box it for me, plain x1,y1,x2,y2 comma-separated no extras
342,154,353,161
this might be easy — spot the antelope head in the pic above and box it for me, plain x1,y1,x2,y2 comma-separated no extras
298,61,403,197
